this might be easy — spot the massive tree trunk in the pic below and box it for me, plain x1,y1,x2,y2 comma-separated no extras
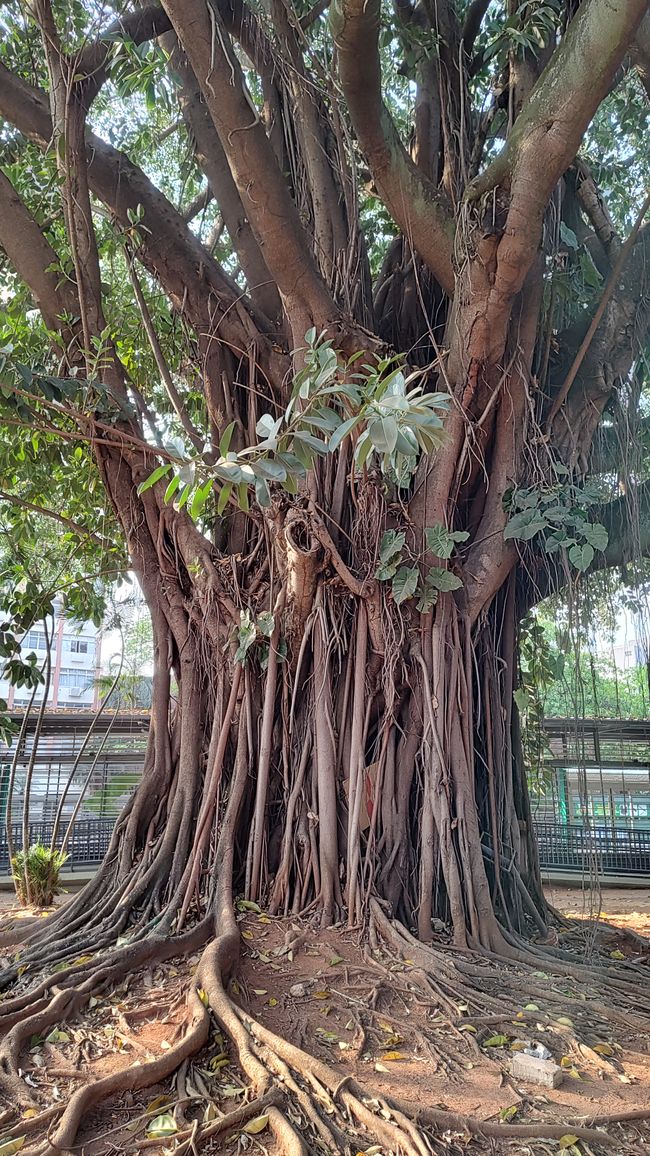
0,0,649,1145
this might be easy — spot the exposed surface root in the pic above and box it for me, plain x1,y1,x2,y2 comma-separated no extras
0,895,649,1156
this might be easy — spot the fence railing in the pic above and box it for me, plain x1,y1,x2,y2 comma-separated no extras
2,817,650,878
0,819,114,872
534,820,650,876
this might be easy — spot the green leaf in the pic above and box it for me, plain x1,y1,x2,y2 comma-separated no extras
252,458,287,482
255,477,271,507
235,611,257,664
256,612,275,637
559,222,578,249
513,687,530,713
293,430,329,455
416,585,438,613
499,1105,518,1122
483,1034,509,1047
427,567,463,592
568,542,594,571
354,430,373,469
146,1114,178,1139
375,560,400,580
45,1029,70,1044
217,483,233,515
368,416,398,454
379,530,406,564
504,510,547,541
425,524,469,559
328,414,361,453
164,474,181,504
559,1137,580,1151
219,421,237,457
256,413,283,442
391,566,419,605
137,463,171,494
190,481,212,520
581,522,608,550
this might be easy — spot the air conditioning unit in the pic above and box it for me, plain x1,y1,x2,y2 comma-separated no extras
69,687,85,697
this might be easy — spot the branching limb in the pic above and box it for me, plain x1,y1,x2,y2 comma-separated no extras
467,0,649,322
159,0,335,332
0,489,113,550
331,0,455,296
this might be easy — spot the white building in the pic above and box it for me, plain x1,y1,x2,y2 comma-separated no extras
0,601,102,711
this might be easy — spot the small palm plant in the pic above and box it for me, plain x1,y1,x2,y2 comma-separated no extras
11,843,68,907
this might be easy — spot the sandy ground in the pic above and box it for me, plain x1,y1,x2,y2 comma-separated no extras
544,884,650,935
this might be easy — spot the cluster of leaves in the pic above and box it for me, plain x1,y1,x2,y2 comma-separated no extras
108,39,172,117
234,609,281,667
477,0,561,68
139,330,450,520
504,469,608,572
374,523,468,611
11,843,68,907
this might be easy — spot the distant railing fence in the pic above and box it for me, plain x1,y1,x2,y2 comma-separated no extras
0,818,114,871
534,820,650,876
2,715,650,877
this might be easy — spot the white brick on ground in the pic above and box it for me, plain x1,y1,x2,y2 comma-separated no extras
511,1053,564,1087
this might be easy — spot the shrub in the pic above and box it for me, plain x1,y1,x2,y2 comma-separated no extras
11,843,68,907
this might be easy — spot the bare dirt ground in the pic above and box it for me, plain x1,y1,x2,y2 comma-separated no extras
544,883,650,936
1,888,650,1154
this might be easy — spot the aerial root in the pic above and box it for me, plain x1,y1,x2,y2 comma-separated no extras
370,899,650,1032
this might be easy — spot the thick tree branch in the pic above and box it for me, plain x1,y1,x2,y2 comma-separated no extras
631,10,650,100
167,42,282,323
331,0,455,297
468,0,649,332
0,62,281,369
182,186,213,222
0,169,79,334
462,0,490,54
159,0,336,334
574,159,621,260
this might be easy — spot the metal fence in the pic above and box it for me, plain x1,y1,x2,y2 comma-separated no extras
535,820,650,876
0,819,114,872
3,817,650,877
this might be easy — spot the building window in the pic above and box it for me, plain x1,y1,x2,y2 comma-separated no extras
65,639,89,654
58,669,92,690
24,630,47,650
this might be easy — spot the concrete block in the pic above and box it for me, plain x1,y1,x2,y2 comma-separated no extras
511,1053,564,1088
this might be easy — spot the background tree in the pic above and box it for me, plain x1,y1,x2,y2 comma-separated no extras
0,0,649,1146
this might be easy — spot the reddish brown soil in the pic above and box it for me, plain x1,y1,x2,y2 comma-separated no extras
3,889,650,1153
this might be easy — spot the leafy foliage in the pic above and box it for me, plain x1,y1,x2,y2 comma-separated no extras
11,843,68,907
138,333,450,518
504,473,608,571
